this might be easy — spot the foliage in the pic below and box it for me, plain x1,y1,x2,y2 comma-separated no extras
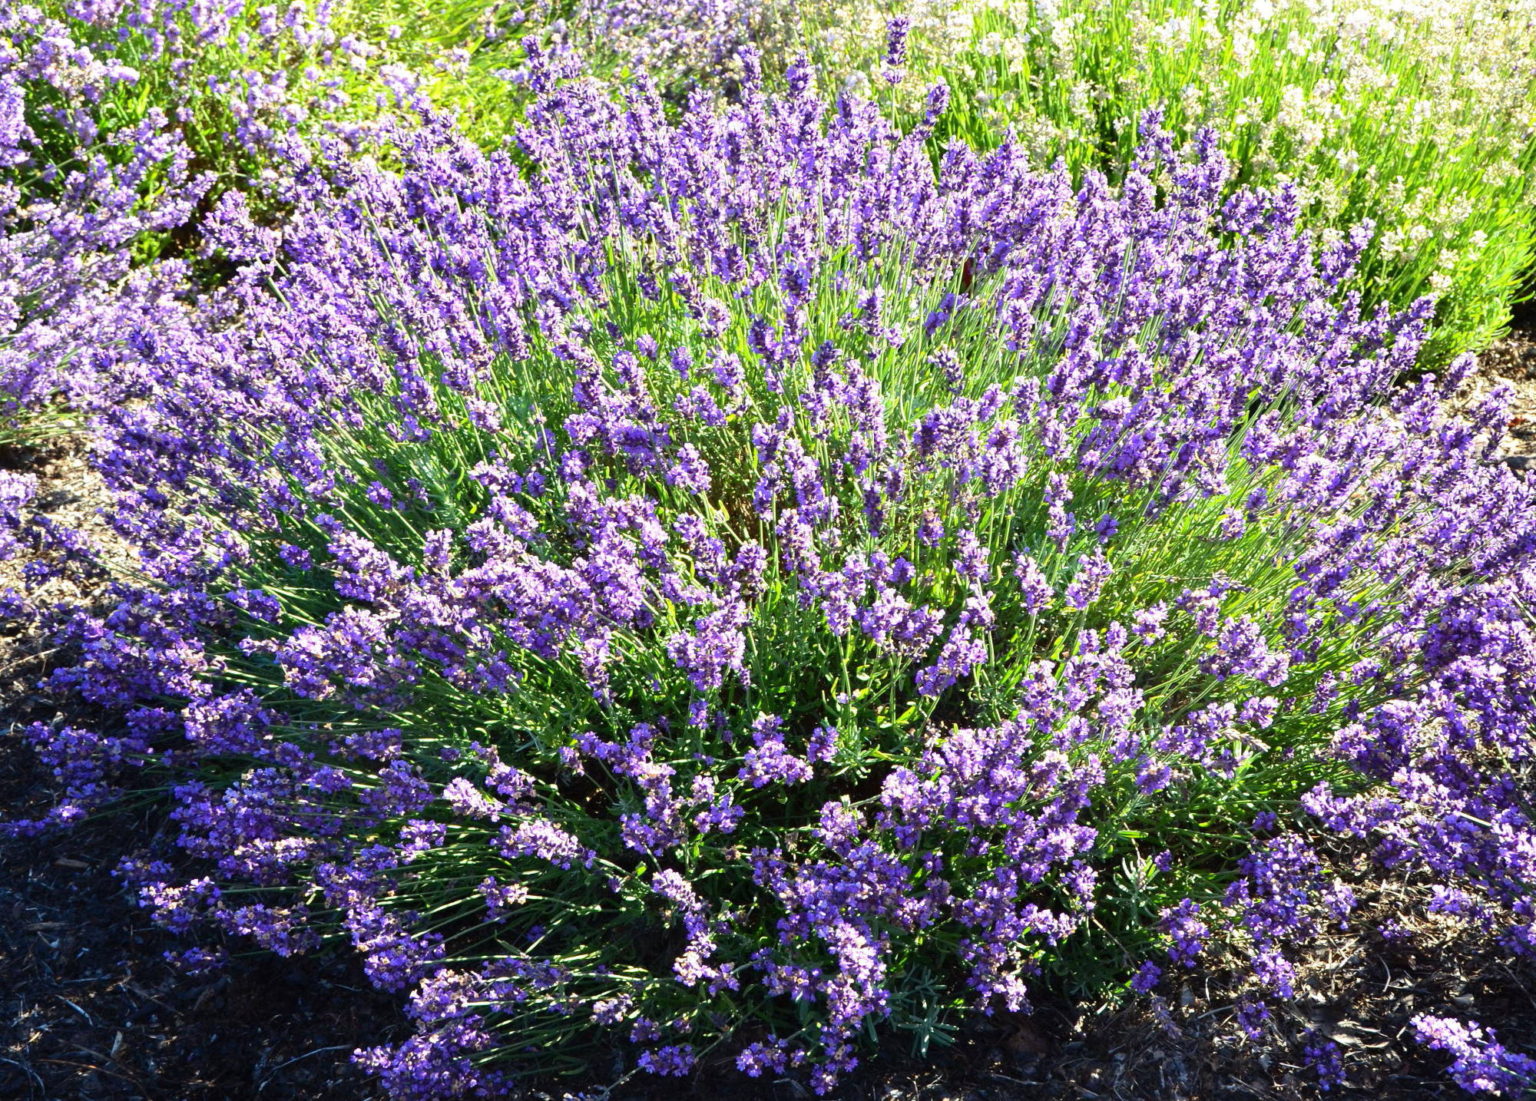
813,0,1536,365
7,55,1536,1097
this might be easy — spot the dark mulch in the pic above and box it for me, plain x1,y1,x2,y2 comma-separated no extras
5,308,1536,1101
0,744,396,1101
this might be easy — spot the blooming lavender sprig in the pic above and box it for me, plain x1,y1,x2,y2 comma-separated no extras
883,16,910,83
1413,1016,1536,1095
7,47,1536,1101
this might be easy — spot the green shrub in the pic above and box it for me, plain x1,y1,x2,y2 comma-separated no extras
816,0,1536,364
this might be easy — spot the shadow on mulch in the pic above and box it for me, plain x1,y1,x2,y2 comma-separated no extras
5,352,1536,1101
0,441,399,1101
0,745,397,1101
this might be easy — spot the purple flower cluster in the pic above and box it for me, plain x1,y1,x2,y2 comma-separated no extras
5,39,1536,1101
0,92,207,426
0,0,429,430
1413,1015,1536,1095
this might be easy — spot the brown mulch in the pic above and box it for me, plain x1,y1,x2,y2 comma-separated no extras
1463,328,1536,469
5,306,1536,1101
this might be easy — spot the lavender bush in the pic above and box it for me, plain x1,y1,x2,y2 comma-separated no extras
0,1,440,442
379,0,1536,370
843,0,1536,368
6,47,1536,1099
0,107,207,443
378,0,849,147
6,0,421,182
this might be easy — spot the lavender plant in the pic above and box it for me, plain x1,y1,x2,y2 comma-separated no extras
8,53,1536,1099
0,0,440,443
8,0,422,185
0,99,208,444
323,0,573,148
816,0,1536,367
372,0,836,148
388,0,1536,371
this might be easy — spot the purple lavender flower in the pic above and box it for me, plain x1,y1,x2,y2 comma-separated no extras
1301,1031,1347,1092
1412,1016,1536,1095
1160,899,1208,968
884,17,910,71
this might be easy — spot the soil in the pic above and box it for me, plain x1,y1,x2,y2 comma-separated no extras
4,318,1536,1100
1458,325,1536,468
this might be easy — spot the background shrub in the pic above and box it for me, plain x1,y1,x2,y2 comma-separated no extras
811,0,1536,366
0,0,443,443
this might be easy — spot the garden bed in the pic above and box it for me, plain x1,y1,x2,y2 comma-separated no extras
5,2,1536,1097
5,323,1533,1098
